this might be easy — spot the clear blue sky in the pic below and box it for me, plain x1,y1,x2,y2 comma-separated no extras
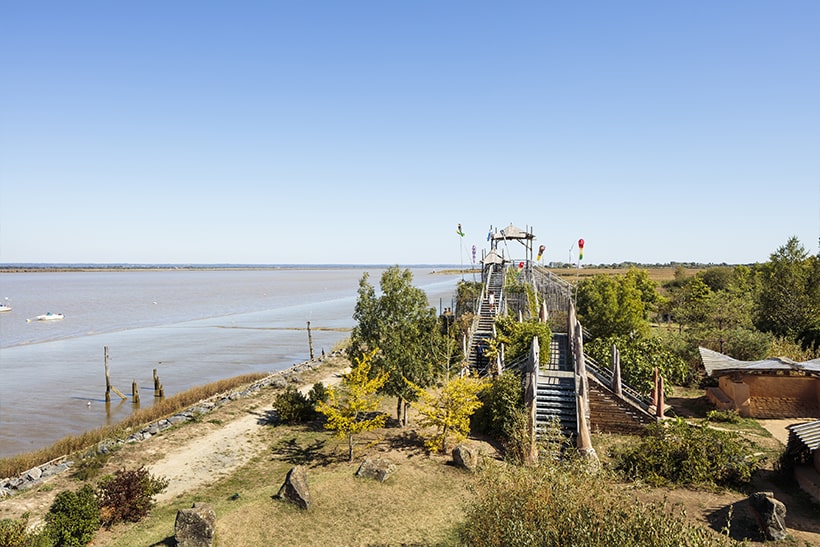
1,1,818,265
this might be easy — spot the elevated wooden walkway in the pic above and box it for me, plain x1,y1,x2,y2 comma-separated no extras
465,260,656,445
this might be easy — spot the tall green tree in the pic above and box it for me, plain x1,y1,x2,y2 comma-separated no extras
754,237,820,342
575,267,655,339
348,266,444,426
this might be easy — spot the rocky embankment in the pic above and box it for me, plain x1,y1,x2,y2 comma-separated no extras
0,353,340,498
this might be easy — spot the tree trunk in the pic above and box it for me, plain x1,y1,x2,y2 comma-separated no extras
347,433,354,462
396,398,403,425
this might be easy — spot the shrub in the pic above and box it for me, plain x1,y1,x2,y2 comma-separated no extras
612,418,763,488
72,451,110,481
307,382,328,406
96,466,168,527
44,485,100,546
706,409,741,424
406,375,486,453
0,518,28,547
493,316,552,365
471,371,523,443
459,458,741,546
273,384,325,423
586,334,690,395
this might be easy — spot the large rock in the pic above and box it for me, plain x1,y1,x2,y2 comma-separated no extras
452,444,478,472
355,457,396,482
174,502,216,547
749,491,787,541
276,465,311,510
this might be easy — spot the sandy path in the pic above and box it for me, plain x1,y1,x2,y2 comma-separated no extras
756,417,813,446
149,372,344,503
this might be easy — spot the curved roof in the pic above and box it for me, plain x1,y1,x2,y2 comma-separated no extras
788,420,820,451
481,249,505,265
699,347,820,377
492,223,535,241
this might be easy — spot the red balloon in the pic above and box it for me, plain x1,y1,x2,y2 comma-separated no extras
578,238,585,248
518,261,524,269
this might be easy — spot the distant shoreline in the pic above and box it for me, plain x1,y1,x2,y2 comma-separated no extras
0,264,471,274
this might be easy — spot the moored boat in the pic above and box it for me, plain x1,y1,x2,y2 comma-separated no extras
0,305,11,313
27,312,64,322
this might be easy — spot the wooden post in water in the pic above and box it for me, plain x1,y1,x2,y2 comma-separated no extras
132,380,140,405
105,346,111,403
153,369,160,397
103,346,127,401
307,321,314,360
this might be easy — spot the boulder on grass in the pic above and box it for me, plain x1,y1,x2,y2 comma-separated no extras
452,444,478,472
174,502,216,547
355,457,396,482
276,465,311,510
749,491,787,541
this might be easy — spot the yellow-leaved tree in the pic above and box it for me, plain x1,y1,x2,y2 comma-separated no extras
406,375,486,454
316,349,389,462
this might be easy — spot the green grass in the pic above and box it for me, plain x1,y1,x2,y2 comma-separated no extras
106,423,473,547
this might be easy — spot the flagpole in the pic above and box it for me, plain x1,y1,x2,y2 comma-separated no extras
460,236,464,280
457,223,465,281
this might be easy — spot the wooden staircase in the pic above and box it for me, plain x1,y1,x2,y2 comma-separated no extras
467,267,504,371
588,380,655,434
535,334,577,438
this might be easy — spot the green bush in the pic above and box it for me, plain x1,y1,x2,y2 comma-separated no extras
586,334,690,395
471,371,523,443
612,418,763,488
44,485,100,547
307,382,328,406
706,409,742,424
459,458,741,547
0,517,51,547
493,316,552,365
97,466,168,527
274,383,326,423
72,451,110,481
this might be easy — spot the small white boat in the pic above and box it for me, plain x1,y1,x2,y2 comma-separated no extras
0,305,11,313
27,312,64,322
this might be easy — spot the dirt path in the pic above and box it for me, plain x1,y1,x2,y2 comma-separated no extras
149,371,345,503
756,418,804,445
0,362,348,526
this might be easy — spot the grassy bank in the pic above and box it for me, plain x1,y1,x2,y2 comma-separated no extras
0,372,269,479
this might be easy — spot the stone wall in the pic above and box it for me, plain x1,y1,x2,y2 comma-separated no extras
714,374,819,419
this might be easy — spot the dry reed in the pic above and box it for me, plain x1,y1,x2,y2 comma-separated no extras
0,372,268,479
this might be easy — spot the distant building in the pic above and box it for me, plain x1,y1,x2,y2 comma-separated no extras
699,347,820,418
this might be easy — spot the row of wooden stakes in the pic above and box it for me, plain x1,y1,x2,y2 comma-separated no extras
103,346,164,404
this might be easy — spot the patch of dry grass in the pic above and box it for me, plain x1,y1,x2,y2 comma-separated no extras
548,266,703,284
106,421,479,547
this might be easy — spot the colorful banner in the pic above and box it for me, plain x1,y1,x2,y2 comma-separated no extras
537,244,545,261
578,238,585,261
472,245,476,263
456,223,465,237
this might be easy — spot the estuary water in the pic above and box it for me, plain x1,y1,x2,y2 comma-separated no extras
0,267,462,459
